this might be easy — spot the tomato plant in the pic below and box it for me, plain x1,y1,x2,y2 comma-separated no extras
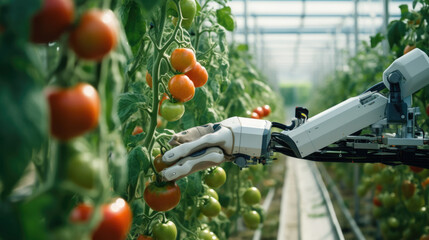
144,181,181,212
242,187,261,205
170,48,196,73
168,74,195,102
0,0,285,239
152,221,177,240
30,0,74,43
205,166,227,189
47,83,100,140
69,9,119,61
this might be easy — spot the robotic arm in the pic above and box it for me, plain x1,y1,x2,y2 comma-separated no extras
160,48,429,181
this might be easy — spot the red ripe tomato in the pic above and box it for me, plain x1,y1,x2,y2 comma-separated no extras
146,71,153,88
404,45,416,55
170,48,196,73
168,74,195,102
262,105,271,117
47,83,100,141
373,196,382,207
158,93,169,115
144,181,181,211
70,199,132,240
69,9,119,61
137,236,153,240
426,104,429,116
132,126,144,136
70,203,93,222
30,0,74,43
250,112,260,119
410,166,424,173
185,62,208,88
92,198,133,240
421,177,429,189
153,154,172,173
253,107,265,118
420,234,429,240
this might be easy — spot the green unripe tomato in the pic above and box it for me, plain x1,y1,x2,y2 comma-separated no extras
152,221,177,240
172,17,193,29
169,0,196,19
201,196,221,217
67,154,98,189
205,167,226,189
160,100,185,122
243,210,260,230
243,187,261,205
198,229,219,240
152,147,161,157
206,188,219,201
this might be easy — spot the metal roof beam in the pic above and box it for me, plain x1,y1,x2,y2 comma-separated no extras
234,13,400,18
231,0,407,2
235,27,378,34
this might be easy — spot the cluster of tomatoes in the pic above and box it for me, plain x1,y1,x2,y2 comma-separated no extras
147,48,209,122
249,105,271,119
358,163,429,240
31,0,119,61
138,154,228,239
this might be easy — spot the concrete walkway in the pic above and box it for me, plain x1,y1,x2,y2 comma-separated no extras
277,158,344,240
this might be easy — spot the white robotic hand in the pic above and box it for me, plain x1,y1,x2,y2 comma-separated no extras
160,117,272,181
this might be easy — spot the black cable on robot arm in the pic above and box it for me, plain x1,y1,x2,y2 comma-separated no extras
271,121,295,130
362,81,387,94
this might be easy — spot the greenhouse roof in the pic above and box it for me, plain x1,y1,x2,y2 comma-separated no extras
227,0,414,83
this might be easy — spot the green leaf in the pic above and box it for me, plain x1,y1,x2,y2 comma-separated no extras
0,201,23,240
181,110,196,130
186,172,203,195
236,44,249,51
216,6,235,31
387,20,406,49
18,194,53,240
370,33,384,48
413,0,418,9
7,0,41,38
118,93,148,123
399,4,409,19
0,79,47,197
177,177,188,195
123,1,147,50
127,146,150,197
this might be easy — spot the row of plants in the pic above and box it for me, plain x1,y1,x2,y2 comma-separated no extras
0,0,284,239
310,0,429,239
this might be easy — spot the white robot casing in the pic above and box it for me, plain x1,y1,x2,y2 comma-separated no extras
220,117,272,157
383,48,429,99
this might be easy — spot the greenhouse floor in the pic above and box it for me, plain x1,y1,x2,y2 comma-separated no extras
277,158,344,240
